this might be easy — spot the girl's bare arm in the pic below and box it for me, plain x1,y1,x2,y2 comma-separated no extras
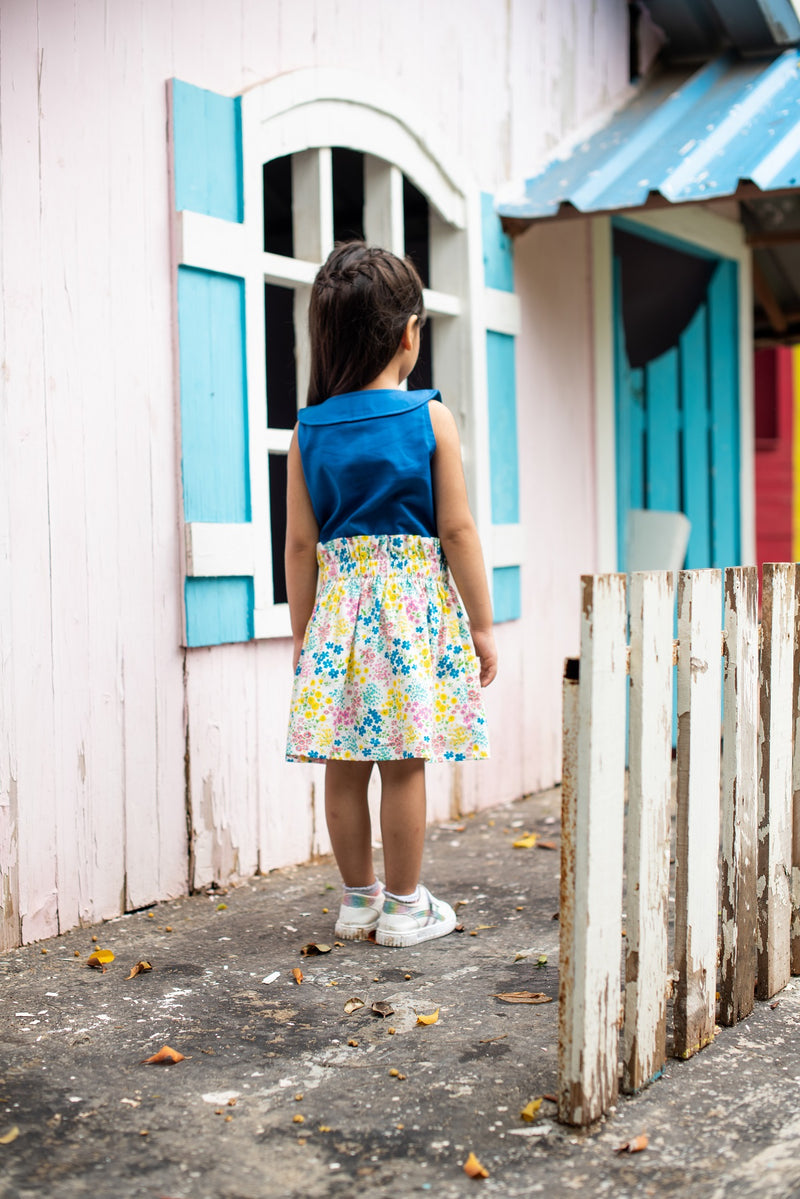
429,402,497,686
285,427,320,669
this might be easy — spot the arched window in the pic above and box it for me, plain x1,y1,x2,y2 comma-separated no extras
170,71,521,646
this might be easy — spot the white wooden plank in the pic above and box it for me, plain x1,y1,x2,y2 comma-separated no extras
423,288,462,318
674,569,722,1058
590,217,617,572
263,251,319,288
176,209,248,276
622,571,674,1093
364,158,405,254
757,562,795,998
1,0,60,946
291,148,332,263
491,523,525,569
484,287,521,336
792,561,800,975
185,523,256,577
557,659,579,1120
719,566,759,1024
558,573,628,1126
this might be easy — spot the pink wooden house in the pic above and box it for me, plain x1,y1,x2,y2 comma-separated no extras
3,0,800,948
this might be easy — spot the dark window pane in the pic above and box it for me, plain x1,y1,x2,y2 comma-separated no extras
264,156,293,256
403,175,430,288
332,148,365,242
408,317,433,391
269,453,288,604
265,284,297,428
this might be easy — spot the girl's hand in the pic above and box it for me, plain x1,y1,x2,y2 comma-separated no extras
471,628,498,687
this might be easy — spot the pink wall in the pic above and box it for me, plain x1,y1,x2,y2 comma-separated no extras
754,347,794,572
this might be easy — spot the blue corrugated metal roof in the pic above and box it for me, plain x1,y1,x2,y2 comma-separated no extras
498,49,800,224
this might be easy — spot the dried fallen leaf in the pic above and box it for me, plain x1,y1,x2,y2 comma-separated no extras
87,949,115,971
416,1008,440,1026
537,840,558,850
463,1151,489,1179
537,955,548,967
512,832,538,849
494,991,553,1005
292,968,304,985
0,1126,19,1145
372,1001,394,1019
300,942,331,956
141,1045,185,1065
344,997,365,1015
770,999,780,1010
520,1098,543,1122
615,1133,649,1155
126,960,152,980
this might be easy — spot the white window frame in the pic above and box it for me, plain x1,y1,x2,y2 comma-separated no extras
175,68,518,637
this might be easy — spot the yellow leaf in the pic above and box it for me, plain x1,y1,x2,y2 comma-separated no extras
126,960,152,979
318,1125,332,1133
293,1114,305,1124
0,1126,19,1145
141,1045,185,1065
520,1098,543,1122
463,1151,489,1179
87,949,114,969
513,832,538,849
416,1008,440,1026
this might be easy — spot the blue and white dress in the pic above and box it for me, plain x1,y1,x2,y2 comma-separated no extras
285,389,489,764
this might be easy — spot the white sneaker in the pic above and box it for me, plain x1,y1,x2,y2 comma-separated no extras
375,884,456,948
334,884,385,940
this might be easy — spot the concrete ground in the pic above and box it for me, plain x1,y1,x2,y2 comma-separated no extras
2,787,800,1199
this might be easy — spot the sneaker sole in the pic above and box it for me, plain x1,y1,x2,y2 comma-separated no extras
334,920,379,941
374,910,457,948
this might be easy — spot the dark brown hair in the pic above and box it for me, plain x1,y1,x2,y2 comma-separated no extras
306,241,426,406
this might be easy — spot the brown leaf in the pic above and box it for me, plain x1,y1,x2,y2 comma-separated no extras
537,840,558,850
0,1126,19,1145
141,1045,186,1065
300,942,331,956
770,999,780,1009
416,1008,440,1025
292,968,304,985
344,997,365,1015
371,1001,394,1018
615,1133,649,1155
463,1151,489,1178
494,991,553,1005
126,960,152,980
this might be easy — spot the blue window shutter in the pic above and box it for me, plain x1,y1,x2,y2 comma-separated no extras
482,192,521,624
170,79,254,647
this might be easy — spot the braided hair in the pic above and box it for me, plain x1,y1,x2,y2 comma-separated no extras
306,241,426,406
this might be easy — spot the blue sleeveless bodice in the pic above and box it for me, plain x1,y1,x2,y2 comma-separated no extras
297,389,440,542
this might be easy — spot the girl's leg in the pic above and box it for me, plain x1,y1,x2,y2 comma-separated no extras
377,759,426,896
325,760,376,887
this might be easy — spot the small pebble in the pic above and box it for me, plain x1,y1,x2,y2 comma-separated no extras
293,1114,305,1124
295,1093,303,1102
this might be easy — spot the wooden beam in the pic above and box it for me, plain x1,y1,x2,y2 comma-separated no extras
746,229,800,248
752,257,788,334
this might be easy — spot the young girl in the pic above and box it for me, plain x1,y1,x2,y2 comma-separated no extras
285,242,497,949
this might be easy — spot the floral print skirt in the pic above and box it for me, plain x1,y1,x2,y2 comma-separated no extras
286,534,489,763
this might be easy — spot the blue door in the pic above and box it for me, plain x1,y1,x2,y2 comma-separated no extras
614,224,740,572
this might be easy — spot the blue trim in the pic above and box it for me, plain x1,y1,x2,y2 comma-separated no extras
645,348,681,511
178,266,250,524
708,260,740,566
681,305,712,568
486,332,519,525
481,192,514,292
185,577,254,647
172,79,243,222
493,566,521,623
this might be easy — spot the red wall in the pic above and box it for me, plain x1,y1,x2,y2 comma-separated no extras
754,347,794,572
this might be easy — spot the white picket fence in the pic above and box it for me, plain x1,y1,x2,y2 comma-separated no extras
558,564,800,1127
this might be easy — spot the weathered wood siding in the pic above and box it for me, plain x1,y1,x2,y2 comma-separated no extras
0,0,630,944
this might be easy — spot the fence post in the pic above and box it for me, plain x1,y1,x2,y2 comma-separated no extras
719,566,759,1024
791,562,800,976
757,562,795,999
674,569,722,1059
622,571,673,1092
557,574,627,1126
